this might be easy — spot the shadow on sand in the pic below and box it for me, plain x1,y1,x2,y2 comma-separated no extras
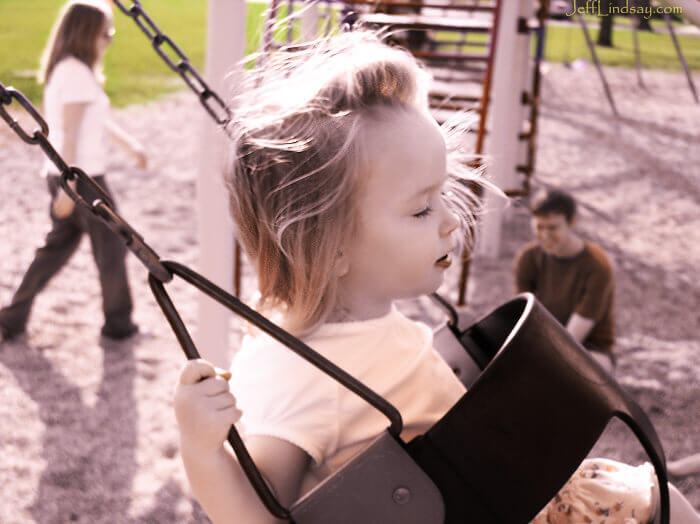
0,334,206,523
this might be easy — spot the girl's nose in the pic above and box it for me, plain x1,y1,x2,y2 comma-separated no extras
440,209,459,237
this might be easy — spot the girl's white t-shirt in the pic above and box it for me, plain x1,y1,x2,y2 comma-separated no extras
43,56,109,176
230,306,466,494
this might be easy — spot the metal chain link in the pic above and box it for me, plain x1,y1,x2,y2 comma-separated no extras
0,77,285,512
1,6,417,515
112,0,232,125
0,80,402,521
0,81,171,283
0,84,49,144
4,7,287,517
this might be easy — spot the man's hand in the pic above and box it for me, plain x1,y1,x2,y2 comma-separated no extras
566,313,595,344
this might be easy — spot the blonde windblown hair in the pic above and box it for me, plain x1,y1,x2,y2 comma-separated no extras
226,30,483,335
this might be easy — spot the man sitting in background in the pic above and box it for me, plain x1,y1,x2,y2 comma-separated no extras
514,189,616,372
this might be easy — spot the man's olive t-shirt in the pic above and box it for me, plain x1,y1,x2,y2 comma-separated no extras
514,240,615,353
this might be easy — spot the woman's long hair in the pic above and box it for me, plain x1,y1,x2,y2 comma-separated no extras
38,0,111,84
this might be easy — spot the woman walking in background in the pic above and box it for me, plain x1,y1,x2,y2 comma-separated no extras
0,0,146,342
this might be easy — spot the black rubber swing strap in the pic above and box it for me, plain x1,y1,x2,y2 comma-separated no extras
148,274,289,519
148,260,404,519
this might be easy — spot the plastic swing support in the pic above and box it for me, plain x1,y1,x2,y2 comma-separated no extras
150,262,670,524
423,295,670,523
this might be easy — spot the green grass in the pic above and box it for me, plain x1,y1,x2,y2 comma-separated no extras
0,0,272,107
544,21,700,70
578,13,687,28
0,0,698,108
0,0,209,106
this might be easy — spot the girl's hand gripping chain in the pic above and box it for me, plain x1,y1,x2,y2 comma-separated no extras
174,359,241,454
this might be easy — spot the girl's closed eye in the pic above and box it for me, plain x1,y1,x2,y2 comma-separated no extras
413,206,432,219
413,187,448,219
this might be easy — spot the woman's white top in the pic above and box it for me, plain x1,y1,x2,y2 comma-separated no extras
42,56,109,176
230,305,466,493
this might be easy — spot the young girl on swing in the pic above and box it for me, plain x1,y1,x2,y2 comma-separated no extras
174,32,699,524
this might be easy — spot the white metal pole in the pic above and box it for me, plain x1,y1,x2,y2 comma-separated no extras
478,0,535,258
300,2,321,41
196,0,246,369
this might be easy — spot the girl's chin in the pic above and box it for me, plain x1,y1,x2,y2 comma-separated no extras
407,277,445,299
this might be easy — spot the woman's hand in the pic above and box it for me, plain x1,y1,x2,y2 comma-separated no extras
52,179,78,219
106,119,148,169
174,359,241,454
132,146,147,170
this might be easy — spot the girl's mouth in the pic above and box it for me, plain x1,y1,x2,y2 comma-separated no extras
435,253,452,268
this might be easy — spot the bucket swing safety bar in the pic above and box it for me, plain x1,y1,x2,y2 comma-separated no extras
0,2,671,520
0,81,672,523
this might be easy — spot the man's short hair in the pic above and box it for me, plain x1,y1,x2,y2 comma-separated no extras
530,189,577,222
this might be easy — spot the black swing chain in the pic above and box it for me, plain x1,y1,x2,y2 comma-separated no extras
0,1,283,514
0,79,297,520
1,9,405,518
112,0,232,126
0,82,171,283
0,0,237,283
0,81,402,521
1,75,299,522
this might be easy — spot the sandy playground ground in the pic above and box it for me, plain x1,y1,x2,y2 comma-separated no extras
0,63,698,522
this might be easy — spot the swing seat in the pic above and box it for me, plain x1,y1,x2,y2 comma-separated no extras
152,264,669,524
290,293,670,523
409,293,669,523
284,293,670,523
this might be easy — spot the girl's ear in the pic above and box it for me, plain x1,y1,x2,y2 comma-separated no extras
335,249,350,277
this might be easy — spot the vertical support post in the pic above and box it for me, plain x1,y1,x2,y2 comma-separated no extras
300,1,321,41
478,0,535,259
632,19,645,89
196,0,246,369
576,12,619,117
664,13,699,103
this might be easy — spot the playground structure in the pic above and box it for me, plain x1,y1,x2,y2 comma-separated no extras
637,0,699,102
195,0,246,368
245,0,551,306
147,0,700,361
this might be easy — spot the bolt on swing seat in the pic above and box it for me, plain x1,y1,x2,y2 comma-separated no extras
150,264,670,524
